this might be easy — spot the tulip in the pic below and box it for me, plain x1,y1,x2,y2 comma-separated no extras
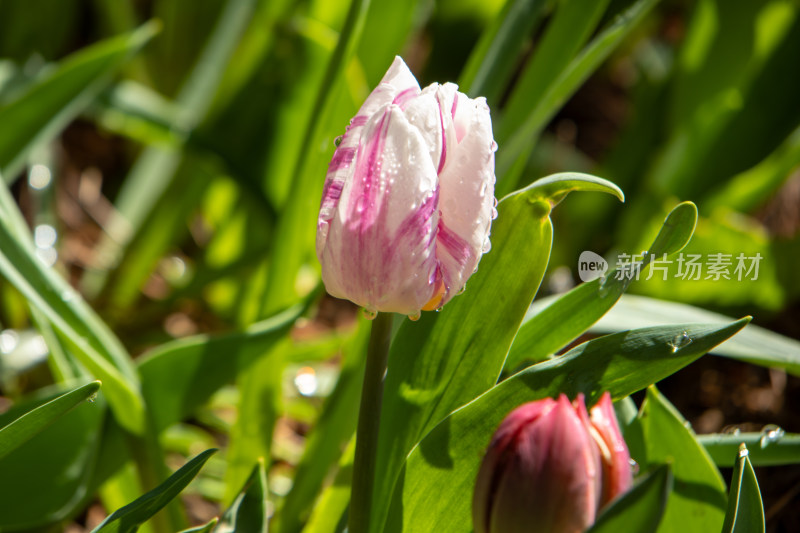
473,393,632,533
316,56,497,318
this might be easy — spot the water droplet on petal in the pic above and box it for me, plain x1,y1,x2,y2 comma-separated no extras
408,311,421,321
362,308,377,320
334,135,343,147
491,207,498,220
457,284,466,295
759,424,785,448
490,141,498,152
482,239,492,254
493,197,498,208
667,331,692,353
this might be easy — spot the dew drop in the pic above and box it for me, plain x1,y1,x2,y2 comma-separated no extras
61,289,77,303
490,141,498,153
87,392,98,403
482,239,492,254
491,207,498,220
334,135,343,147
408,311,421,321
362,308,377,320
457,284,466,295
356,195,370,213
493,197,498,208
759,424,785,449
598,274,610,298
667,331,692,353
738,445,750,458
628,458,640,476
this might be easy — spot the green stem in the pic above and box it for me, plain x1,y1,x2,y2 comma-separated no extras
349,312,393,533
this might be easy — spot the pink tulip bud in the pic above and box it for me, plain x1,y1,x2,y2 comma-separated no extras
316,56,497,318
473,394,632,533
588,392,633,506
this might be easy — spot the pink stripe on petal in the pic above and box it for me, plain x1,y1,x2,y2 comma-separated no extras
348,110,392,233
350,115,368,127
437,221,472,268
451,92,458,120
329,146,356,172
391,187,439,248
393,87,420,109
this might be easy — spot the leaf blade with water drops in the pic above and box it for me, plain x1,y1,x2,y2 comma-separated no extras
505,201,698,371
721,444,765,533
385,318,748,533
0,380,101,460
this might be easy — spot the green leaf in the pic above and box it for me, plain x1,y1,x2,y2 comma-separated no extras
589,294,800,375
506,201,697,370
497,0,612,144
0,189,145,433
637,386,728,533
0,380,100,460
91,449,217,533
588,464,672,533
0,21,159,178
301,438,355,533
384,318,748,533
699,432,800,467
497,0,660,192
218,459,268,533
138,304,303,432
0,384,105,529
721,444,765,533
224,340,288,502
277,322,369,533
180,518,218,533
523,172,625,205
83,0,259,300
371,183,555,532
459,0,547,102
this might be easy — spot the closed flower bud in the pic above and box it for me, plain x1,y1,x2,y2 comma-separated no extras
316,56,497,318
473,394,632,533
588,392,634,506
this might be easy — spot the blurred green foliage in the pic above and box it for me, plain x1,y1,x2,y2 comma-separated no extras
0,0,798,531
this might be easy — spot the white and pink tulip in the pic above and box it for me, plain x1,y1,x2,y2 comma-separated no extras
316,56,497,318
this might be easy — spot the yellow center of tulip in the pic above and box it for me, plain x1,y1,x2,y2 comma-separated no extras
421,280,447,311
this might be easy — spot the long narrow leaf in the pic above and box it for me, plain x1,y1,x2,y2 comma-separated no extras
0,22,159,178
0,381,100,460
721,444,765,533
91,449,217,533
506,201,697,369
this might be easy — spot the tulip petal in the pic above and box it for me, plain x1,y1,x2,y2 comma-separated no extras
589,392,634,506
317,57,421,245
487,396,600,533
318,105,439,314
435,93,496,303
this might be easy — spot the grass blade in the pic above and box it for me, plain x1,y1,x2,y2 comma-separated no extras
0,381,100,460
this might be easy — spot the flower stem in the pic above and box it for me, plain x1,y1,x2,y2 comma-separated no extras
350,312,393,533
